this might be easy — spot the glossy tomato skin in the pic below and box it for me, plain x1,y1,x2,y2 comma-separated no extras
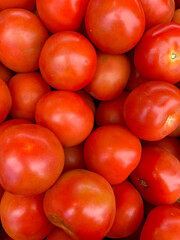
85,51,130,101
46,228,73,240
0,9,49,72
130,146,180,205
0,63,12,83
123,81,180,141
43,169,116,240
1,192,54,240
35,91,94,147
84,125,142,185
0,0,36,10
39,31,97,91
8,72,50,121
140,206,180,240
134,23,180,84
36,0,90,33
140,0,175,29
107,181,144,238
85,0,145,54
0,124,64,195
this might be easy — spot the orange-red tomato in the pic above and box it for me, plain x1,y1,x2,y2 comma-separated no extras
172,8,180,23
46,228,73,240
0,0,36,11
0,63,12,84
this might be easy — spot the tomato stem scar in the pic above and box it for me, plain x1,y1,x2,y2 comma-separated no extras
139,179,148,189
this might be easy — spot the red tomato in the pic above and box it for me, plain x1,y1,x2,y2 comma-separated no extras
84,125,142,185
140,206,180,240
46,228,73,240
0,9,49,72
134,22,180,84
8,72,50,121
85,51,130,101
35,91,94,147
43,169,116,240
0,78,12,124
130,146,180,205
95,91,129,126
39,31,97,91
107,181,144,238
169,123,180,137
1,192,54,240
123,81,180,141
0,0,36,10
172,8,180,24
63,143,86,172
36,0,90,33
0,119,31,136
0,124,64,195
139,0,175,29
0,63,12,84
85,0,145,54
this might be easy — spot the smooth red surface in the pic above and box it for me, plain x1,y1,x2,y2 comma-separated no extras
169,123,180,137
172,8,180,24
130,146,180,205
43,169,116,240
0,0,36,11
0,124,65,195
0,63,12,83
84,125,142,185
0,9,49,72
46,228,73,240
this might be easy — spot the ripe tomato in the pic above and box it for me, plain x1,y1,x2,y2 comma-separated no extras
0,124,64,195
36,0,90,33
139,0,175,29
0,78,12,124
0,63,12,83
0,0,36,11
8,72,50,121
107,181,144,238
85,0,145,54
134,22,180,84
1,192,54,240
95,91,129,126
0,9,49,72
39,31,97,91
85,51,130,101
46,228,73,240
84,125,142,185
172,8,180,24
130,146,180,205
169,123,180,137
35,91,94,147
123,81,180,141
140,206,180,240
43,169,116,240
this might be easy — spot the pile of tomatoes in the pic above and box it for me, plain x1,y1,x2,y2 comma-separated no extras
0,0,179,240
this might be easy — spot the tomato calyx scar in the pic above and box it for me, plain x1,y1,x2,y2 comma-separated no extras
169,51,179,62
139,179,148,189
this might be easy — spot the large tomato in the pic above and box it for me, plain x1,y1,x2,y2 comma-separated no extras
130,146,180,205
43,169,116,240
39,31,97,91
84,125,142,185
0,192,54,240
85,0,145,54
134,22,180,84
0,124,64,195
0,9,49,72
36,0,90,33
0,0,36,10
35,91,94,147
123,81,180,141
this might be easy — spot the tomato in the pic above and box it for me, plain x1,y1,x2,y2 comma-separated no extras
139,0,175,29
95,91,129,126
134,22,180,84
169,123,180,137
0,9,49,72
84,125,142,185
8,72,50,121
63,143,86,172
0,124,64,195
36,0,90,33
0,119,31,136
0,192,54,240
130,146,180,205
107,181,144,238
85,0,145,54
140,205,180,240
85,51,130,101
46,228,73,240
0,0,36,10
43,169,116,240
172,8,180,24
0,78,12,124
35,91,94,147
39,31,97,91
123,81,180,141
0,63,12,84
